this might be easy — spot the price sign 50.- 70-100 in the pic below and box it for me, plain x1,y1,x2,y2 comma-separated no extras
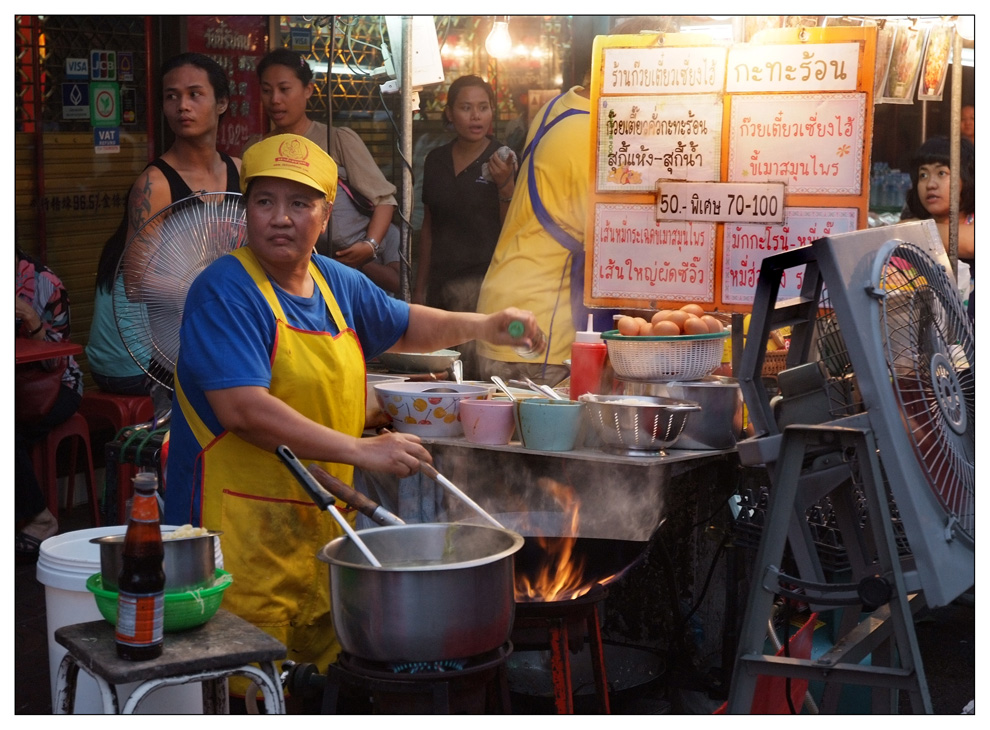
655,181,786,224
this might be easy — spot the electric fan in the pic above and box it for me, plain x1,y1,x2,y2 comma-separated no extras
113,192,247,389
726,220,974,713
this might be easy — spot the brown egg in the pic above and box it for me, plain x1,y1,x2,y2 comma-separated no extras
638,318,655,336
651,309,673,325
683,316,709,335
701,315,724,334
680,303,705,317
665,310,691,333
617,316,639,336
652,320,681,337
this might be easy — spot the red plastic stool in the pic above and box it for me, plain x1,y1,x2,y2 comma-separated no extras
30,411,101,527
78,392,154,524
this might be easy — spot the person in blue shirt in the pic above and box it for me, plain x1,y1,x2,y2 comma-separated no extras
163,133,541,692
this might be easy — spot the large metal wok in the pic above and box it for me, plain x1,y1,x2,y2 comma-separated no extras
278,446,523,664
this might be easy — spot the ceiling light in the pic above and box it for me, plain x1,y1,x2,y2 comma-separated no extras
486,17,512,59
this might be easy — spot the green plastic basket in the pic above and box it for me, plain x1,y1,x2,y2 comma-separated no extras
87,569,232,632
602,329,729,381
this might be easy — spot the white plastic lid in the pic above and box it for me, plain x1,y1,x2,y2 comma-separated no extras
574,313,602,343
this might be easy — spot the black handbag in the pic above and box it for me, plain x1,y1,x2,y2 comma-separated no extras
338,180,375,217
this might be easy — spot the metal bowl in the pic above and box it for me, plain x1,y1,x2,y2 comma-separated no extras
90,528,222,593
619,376,743,450
376,349,460,374
579,394,700,454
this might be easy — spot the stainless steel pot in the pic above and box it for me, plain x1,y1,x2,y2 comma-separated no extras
618,375,742,450
318,522,523,663
91,529,221,593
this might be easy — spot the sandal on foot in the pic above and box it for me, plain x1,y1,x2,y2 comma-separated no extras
15,531,43,563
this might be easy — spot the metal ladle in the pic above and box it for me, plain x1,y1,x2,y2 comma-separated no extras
418,461,505,529
277,445,382,567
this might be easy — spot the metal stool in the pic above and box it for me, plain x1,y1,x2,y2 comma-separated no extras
54,609,286,714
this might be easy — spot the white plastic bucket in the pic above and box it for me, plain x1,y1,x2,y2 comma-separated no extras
36,525,216,714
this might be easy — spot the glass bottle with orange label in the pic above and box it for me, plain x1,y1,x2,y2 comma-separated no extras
115,472,165,660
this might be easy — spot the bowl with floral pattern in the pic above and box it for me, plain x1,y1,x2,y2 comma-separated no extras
373,382,491,438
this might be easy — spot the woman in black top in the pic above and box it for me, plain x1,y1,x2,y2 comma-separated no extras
414,75,516,379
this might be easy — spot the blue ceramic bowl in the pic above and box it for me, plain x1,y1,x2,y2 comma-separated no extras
515,398,586,452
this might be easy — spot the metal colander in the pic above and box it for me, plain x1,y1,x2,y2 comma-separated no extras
579,394,700,453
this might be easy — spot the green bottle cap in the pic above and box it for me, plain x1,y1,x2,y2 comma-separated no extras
508,320,524,338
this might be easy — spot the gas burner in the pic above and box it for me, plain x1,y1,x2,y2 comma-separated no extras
319,643,514,714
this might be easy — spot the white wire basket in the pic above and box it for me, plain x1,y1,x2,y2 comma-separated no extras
602,329,729,381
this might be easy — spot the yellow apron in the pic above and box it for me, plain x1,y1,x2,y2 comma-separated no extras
174,246,365,692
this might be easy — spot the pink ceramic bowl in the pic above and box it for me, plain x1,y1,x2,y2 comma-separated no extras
458,399,517,445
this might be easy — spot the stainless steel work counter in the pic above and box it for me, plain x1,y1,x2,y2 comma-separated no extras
415,436,736,543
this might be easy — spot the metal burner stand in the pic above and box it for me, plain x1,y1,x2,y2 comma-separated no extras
512,584,611,714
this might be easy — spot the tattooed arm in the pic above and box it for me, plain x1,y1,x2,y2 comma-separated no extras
121,166,173,293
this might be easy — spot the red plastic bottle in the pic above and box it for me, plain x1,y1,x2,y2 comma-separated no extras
570,315,608,399
115,472,165,660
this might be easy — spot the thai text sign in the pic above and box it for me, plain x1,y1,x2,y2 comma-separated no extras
597,95,722,192
656,182,786,223
721,207,858,304
602,46,727,94
726,43,860,92
592,203,716,302
728,93,866,194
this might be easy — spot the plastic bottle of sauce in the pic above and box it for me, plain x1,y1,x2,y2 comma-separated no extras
570,314,608,399
115,472,165,660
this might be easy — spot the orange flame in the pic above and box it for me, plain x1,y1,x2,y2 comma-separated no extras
514,479,618,602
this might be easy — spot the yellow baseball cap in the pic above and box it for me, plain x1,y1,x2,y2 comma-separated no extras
240,133,338,202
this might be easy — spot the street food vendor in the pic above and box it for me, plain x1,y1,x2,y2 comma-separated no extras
162,132,542,692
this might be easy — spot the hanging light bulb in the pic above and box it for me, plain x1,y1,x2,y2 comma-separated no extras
486,17,513,59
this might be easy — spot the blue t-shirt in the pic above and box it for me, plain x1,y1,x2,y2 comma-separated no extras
163,251,410,524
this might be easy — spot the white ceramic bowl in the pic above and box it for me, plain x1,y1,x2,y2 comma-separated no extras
373,382,491,438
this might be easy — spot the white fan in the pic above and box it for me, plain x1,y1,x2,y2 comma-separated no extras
727,219,974,713
113,192,247,389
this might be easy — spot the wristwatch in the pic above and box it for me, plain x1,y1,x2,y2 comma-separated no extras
364,238,380,256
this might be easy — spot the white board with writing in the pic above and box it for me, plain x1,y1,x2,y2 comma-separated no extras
602,46,727,94
592,203,716,301
597,95,722,192
727,93,866,194
721,207,859,304
726,42,861,92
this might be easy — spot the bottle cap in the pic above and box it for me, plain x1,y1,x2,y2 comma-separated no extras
133,472,158,493
574,313,602,344
508,320,525,339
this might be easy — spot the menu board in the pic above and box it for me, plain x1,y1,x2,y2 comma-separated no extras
585,26,876,313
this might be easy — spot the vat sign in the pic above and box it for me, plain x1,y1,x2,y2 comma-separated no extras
65,57,89,80
94,127,120,155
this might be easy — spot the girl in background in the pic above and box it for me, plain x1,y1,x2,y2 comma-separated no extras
904,136,975,323
245,48,401,295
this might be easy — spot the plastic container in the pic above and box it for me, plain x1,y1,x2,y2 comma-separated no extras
570,314,608,399
36,525,214,713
